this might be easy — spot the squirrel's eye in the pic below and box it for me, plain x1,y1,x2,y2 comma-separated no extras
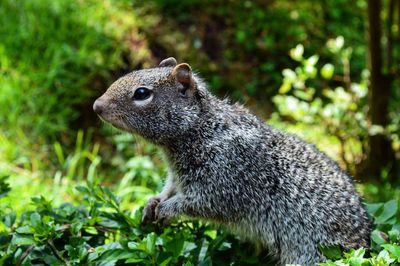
179,87,188,97
133,87,152,101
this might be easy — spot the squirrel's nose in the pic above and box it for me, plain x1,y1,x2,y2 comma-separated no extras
93,99,104,115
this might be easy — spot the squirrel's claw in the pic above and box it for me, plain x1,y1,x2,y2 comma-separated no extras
141,197,160,226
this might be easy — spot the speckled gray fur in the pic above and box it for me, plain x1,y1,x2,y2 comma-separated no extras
95,58,371,265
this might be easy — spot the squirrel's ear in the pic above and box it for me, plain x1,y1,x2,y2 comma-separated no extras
172,63,192,87
159,57,177,67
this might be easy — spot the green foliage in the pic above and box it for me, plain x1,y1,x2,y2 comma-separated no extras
0,0,150,145
1,174,400,265
271,36,399,178
0,179,272,265
0,130,164,216
271,37,375,175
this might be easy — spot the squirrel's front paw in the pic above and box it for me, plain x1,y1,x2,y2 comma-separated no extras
154,201,175,226
141,197,160,226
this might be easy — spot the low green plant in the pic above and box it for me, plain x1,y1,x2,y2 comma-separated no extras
0,130,164,216
1,175,400,265
0,177,272,265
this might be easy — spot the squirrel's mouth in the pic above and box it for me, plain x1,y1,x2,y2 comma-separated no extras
93,97,131,132
97,113,131,132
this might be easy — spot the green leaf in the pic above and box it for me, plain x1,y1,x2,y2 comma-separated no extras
53,141,65,165
126,258,146,263
279,80,292,94
97,218,121,229
31,196,52,210
374,249,395,264
371,230,388,245
351,83,367,98
199,256,212,266
375,200,398,224
388,229,400,242
85,226,98,235
305,55,319,66
71,222,83,235
127,242,139,250
156,252,173,266
290,44,304,61
30,212,41,229
65,237,87,261
104,187,120,207
217,241,231,251
146,232,156,255
204,229,217,239
44,255,65,266
75,186,90,194
182,241,197,257
95,248,135,262
335,36,344,49
319,245,342,260
382,244,400,260
293,89,313,101
365,203,383,216
327,36,344,53
321,63,334,79
16,225,34,234
165,234,185,258
282,68,297,82
3,212,16,228
198,239,209,264
346,248,367,266
11,234,36,246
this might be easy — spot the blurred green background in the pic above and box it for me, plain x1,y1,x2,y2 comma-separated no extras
0,0,400,263
1,0,400,209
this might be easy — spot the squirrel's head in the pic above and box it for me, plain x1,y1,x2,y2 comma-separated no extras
93,57,209,145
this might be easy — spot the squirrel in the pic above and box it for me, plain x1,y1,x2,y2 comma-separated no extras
93,57,371,265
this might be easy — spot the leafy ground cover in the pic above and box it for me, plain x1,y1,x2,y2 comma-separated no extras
0,176,400,265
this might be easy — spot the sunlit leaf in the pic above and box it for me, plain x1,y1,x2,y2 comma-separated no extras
290,44,304,61
321,64,334,79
